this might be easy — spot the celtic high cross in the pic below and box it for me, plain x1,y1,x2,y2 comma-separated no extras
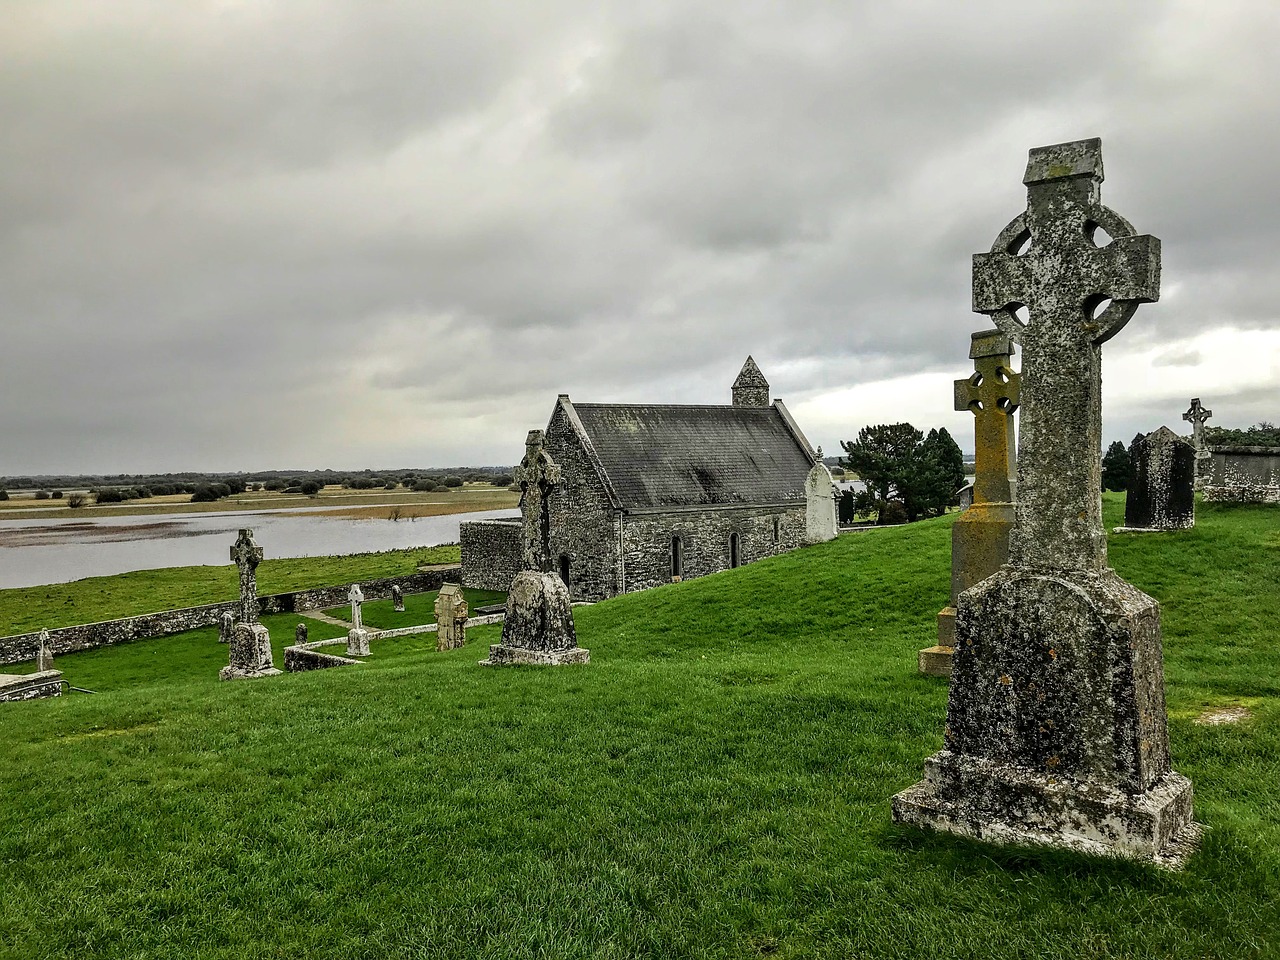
230,529,264,623
1183,397,1213,454
954,330,1020,506
513,429,562,572
972,138,1160,573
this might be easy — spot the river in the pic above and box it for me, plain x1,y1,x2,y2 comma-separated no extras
0,506,519,590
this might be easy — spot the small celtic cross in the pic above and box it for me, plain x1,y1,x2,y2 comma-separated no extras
954,330,1020,506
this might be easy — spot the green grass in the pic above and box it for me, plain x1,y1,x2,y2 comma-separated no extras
322,588,508,631
1,494,1278,958
0,544,461,636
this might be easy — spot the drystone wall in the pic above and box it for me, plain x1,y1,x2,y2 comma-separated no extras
620,505,804,594
0,568,458,666
1202,446,1280,503
460,519,523,591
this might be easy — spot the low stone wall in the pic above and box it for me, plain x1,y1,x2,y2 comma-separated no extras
461,519,522,591
1202,446,1280,503
0,566,460,666
284,641,359,672
0,670,64,701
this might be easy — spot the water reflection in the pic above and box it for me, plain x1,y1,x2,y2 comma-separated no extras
0,507,518,589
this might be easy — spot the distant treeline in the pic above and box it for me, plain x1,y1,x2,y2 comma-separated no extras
0,467,515,492
1203,422,1280,448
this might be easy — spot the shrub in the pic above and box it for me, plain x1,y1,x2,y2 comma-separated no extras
67,493,87,508
34,490,51,500
0,490,8,501
491,474,514,486
190,486,221,503
300,480,322,496
50,490,63,499
412,480,434,492
384,481,398,490
879,500,908,525
95,489,125,504
442,476,464,488
225,477,247,495
263,480,285,491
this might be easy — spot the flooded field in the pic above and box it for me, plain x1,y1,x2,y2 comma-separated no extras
0,506,518,589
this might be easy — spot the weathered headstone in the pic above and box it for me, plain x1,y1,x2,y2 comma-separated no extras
219,611,235,645
348,583,364,631
1182,398,1213,487
893,138,1199,864
482,430,589,666
36,628,54,672
391,584,405,612
295,622,308,645
221,530,278,680
957,482,974,512
919,330,1020,677
1201,446,1280,503
1118,427,1196,531
804,461,838,544
434,583,469,651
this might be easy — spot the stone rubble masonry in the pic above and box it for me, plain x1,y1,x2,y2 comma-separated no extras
460,519,523,592
731,355,770,407
0,670,64,701
0,568,458,667
1120,427,1196,531
1201,446,1280,503
892,137,1198,866
284,637,359,672
481,569,589,666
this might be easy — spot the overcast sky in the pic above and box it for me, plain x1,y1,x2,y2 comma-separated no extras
3,1,1277,475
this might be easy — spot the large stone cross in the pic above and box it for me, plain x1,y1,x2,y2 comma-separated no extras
1183,397,1213,454
954,330,1020,506
230,529,264,623
348,583,364,631
513,429,562,572
971,138,1160,573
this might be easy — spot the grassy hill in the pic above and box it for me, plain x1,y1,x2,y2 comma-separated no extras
1,495,1278,959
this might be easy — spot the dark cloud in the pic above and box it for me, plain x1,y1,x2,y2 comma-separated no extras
1,1,1277,473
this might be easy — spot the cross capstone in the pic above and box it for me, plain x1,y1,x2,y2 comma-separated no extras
971,138,1160,573
954,330,1020,506
230,529,264,623
514,429,562,572
1183,397,1213,455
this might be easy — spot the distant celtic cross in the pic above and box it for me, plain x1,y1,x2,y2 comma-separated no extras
1183,398,1213,454
229,529,264,623
954,331,1020,506
972,138,1160,573
348,583,364,631
513,429,562,572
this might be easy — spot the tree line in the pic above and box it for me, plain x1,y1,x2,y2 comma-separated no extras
839,423,967,525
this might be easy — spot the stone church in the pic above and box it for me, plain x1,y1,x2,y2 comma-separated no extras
462,358,835,601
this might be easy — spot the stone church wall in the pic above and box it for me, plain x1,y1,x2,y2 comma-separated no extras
460,518,523,591
544,405,623,602
620,505,805,594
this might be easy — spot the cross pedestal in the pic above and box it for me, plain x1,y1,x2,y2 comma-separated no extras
920,331,1020,677
483,429,588,667
893,139,1198,866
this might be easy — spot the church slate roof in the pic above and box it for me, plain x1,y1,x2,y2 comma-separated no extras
568,402,814,509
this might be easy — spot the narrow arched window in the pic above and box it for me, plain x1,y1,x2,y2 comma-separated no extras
772,516,780,544
671,536,683,579
729,532,741,569
558,554,571,588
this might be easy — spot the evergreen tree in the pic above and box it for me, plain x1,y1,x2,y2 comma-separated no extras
841,423,922,523
911,427,967,518
1101,440,1133,491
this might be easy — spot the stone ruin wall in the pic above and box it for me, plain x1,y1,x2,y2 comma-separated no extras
460,519,523,592
1202,446,1280,504
620,505,804,594
0,568,458,666
544,404,627,602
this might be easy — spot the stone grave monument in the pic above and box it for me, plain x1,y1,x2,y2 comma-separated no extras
435,583,470,651
1182,398,1213,487
218,610,234,645
346,583,370,657
295,622,308,645
892,138,1199,865
804,460,839,544
1118,427,1196,532
919,330,1020,677
482,430,589,666
221,529,280,680
36,628,55,673
392,584,405,612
